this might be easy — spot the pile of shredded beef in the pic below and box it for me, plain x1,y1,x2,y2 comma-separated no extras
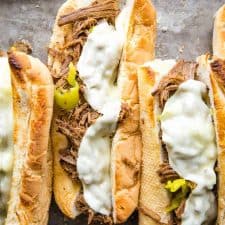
157,162,180,183
154,61,198,225
152,61,197,108
76,194,113,225
48,0,125,223
56,102,100,182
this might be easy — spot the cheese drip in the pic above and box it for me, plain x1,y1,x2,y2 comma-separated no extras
0,58,13,225
161,80,217,225
77,20,123,215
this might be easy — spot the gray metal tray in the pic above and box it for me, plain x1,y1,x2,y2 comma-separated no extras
0,0,224,224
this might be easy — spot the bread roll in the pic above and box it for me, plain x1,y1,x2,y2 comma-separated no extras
48,0,156,222
112,0,156,223
213,4,225,58
4,51,53,225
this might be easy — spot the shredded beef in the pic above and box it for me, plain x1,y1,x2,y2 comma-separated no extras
175,200,185,220
64,35,86,49
48,48,62,60
55,56,73,88
172,200,185,225
56,103,100,148
152,61,197,108
59,148,80,182
75,194,113,225
73,18,97,38
58,0,119,26
173,216,181,225
157,162,180,183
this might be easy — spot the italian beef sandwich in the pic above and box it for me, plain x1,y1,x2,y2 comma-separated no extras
48,0,156,224
138,5,225,224
138,55,225,225
0,50,53,225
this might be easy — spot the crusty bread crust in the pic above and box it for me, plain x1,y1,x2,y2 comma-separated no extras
206,57,225,225
137,67,171,225
48,0,82,219
197,55,225,225
213,4,225,59
112,0,156,223
5,51,53,225
210,70,225,225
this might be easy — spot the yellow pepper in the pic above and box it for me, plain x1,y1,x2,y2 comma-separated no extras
165,179,186,192
165,179,193,213
166,190,187,212
54,62,79,110
67,62,77,86
54,84,79,110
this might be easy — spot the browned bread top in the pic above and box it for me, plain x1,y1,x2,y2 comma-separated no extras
5,51,53,225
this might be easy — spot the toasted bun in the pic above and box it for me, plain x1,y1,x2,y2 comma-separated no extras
5,51,53,225
111,0,156,223
197,55,225,225
137,65,171,225
48,0,82,219
213,4,225,59
49,0,156,221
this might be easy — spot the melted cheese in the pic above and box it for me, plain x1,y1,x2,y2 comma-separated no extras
77,21,123,112
77,21,123,215
0,57,13,225
161,80,217,225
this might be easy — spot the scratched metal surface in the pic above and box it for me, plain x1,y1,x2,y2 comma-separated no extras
0,0,224,224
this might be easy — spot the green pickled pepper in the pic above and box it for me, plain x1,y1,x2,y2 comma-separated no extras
165,179,193,213
54,62,79,110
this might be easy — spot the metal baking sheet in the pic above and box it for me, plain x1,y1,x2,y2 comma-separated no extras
0,0,224,224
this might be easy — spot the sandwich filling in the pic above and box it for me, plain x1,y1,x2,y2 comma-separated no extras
161,80,217,225
76,21,123,215
152,61,217,225
49,0,132,222
0,58,13,225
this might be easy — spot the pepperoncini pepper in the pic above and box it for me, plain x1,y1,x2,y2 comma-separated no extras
54,62,79,110
165,179,194,213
